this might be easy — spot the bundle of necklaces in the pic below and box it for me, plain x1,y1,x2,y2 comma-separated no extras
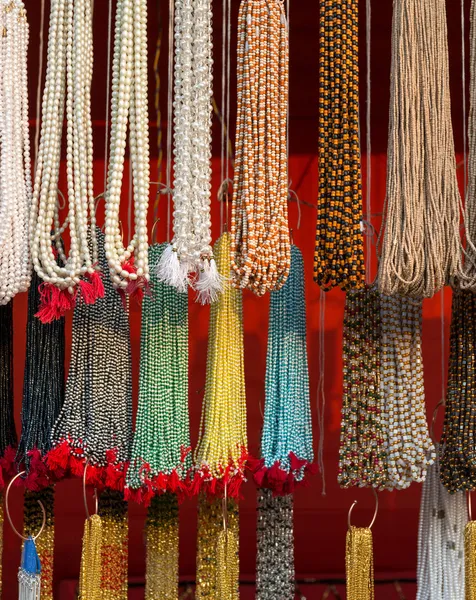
230,0,291,295
48,230,133,489
314,0,365,291
126,242,192,503
0,304,17,486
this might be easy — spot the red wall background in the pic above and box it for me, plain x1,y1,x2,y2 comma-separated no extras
3,1,470,597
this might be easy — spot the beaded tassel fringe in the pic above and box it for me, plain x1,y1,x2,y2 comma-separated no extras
256,489,295,600
18,537,41,600
79,514,102,600
98,490,128,600
346,527,374,600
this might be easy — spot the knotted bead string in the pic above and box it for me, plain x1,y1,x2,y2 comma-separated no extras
0,303,17,486
194,233,248,497
230,0,291,296
440,290,476,492
17,270,65,488
315,0,365,291
0,0,31,306
126,243,192,503
256,489,295,600
49,229,133,490
98,490,128,600
250,245,314,494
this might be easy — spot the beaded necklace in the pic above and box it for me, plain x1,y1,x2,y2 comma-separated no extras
17,270,65,490
104,0,151,296
416,445,467,600
145,494,179,600
230,0,291,296
440,290,476,492
249,245,314,494
0,0,31,306
256,489,295,600
156,0,222,302
346,526,374,600
31,0,103,321
126,243,191,503
0,303,17,487
194,233,248,497
48,229,133,490
314,0,365,291
98,490,128,600
79,513,102,600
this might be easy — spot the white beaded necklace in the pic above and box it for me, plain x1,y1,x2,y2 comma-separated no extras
0,0,31,306
30,0,102,322
104,0,150,295
156,0,223,303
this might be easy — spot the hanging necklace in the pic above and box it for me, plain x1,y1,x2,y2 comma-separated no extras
31,0,103,321
98,490,128,600
230,0,291,296
0,304,17,487
103,0,150,297
315,0,365,291
156,0,223,303
250,245,314,493
126,242,192,503
0,0,31,306
194,233,248,497
79,513,102,600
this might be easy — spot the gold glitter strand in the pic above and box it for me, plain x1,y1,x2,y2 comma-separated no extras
79,514,103,600
98,490,128,600
466,521,476,600
216,529,239,600
346,527,374,600
24,487,54,600
145,493,179,600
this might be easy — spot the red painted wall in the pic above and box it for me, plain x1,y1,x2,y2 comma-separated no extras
3,1,468,597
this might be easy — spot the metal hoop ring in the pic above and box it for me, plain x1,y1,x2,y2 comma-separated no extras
348,489,379,530
5,472,46,541
83,459,98,520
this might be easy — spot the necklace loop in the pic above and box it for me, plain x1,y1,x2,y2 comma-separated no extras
347,489,379,530
5,472,46,541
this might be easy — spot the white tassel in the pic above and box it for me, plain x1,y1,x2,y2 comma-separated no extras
155,244,189,293
18,570,41,600
195,257,226,304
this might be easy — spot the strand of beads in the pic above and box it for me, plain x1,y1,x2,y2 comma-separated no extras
0,0,31,305
416,444,467,600
125,243,191,503
194,233,248,497
230,0,291,296
104,0,150,296
145,494,179,600
380,295,435,489
256,489,295,600
440,290,476,492
48,229,133,490
0,304,17,487
98,490,128,600
16,270,65,490
338,287,388,489
314,0,365,291
24,487,55,600
78,513,102,600
157,0,222,302
30,0,103,322
249,246,314,493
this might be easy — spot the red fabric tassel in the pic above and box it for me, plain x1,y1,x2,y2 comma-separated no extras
35,283,77,323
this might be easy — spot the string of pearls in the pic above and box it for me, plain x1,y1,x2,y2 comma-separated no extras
104,0,151,295
0,0,31,305
30,0,102,320
156,0,222,303
416,446,467,600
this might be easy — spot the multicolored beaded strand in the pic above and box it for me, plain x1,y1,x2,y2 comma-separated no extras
315,0,365,291
126,243,191,503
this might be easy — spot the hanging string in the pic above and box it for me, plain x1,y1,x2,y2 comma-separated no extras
98,490,128,600
317,291,326,495
249,245,314,493
152,4,164,239
165,0,174,242
145,494,179,600
0,304,17,487
378,0,463,298
103,0,113,192
125,243,192,503
366,0,372,282
79,514,102,600
194,233,248,497
17,270,65,489
463,0,468,195
33,0,45,167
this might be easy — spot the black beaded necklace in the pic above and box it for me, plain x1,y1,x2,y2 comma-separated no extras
0,303,17,485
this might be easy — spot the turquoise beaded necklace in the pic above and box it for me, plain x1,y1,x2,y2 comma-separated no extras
125,243,192,503
249,245,314,494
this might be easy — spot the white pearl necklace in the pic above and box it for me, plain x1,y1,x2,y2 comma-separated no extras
416,446,467,600
156,0,223,303
104,0,150,294
0,0,31,306
30,0,101,322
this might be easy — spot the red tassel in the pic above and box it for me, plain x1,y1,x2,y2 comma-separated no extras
254,468,266,487
169,470,180,492
180,445,192,463
190,472,202,496
87,270,105,299
35,284,77,323
46,441,71,472
289,452,307,472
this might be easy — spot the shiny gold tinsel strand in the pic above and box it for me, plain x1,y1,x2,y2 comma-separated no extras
216,529,239,600
24,487,55,600
196,495,239,600
346,526,374,600
145,493,179,600
465,521,476,600
98,490,128,600
79,514,103,600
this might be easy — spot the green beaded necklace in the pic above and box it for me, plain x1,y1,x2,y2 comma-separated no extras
125,243,192,503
